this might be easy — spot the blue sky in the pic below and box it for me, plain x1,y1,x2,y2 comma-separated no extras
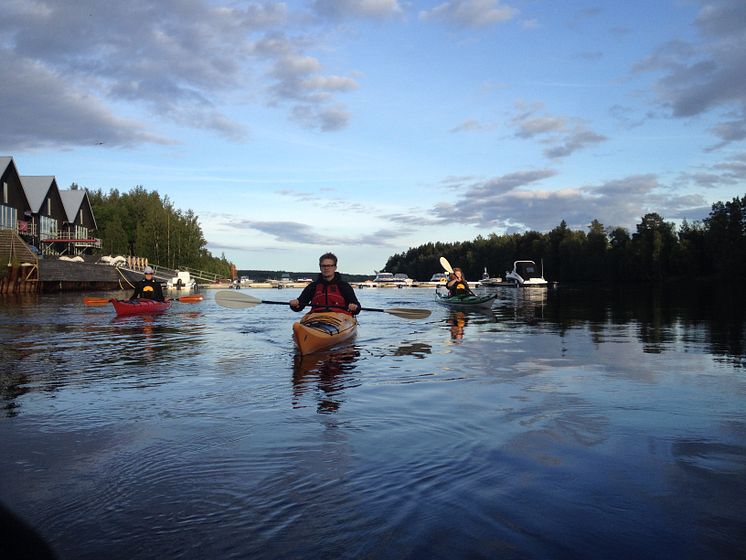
2,0,745,273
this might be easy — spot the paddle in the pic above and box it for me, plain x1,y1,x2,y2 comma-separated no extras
83,294,204,306
215,290,431,320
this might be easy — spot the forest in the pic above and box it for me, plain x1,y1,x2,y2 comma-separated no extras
383,194,746,284
86,186,232,276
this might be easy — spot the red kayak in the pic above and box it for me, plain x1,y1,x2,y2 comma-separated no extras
110,298,172,316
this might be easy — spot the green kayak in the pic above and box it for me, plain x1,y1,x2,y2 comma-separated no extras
435,291,496,310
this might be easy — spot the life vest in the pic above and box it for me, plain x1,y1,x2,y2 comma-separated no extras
449,280,470,295
311,282,350,314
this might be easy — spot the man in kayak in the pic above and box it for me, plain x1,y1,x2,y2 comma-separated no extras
130,266,165,302
289,253,361,315
446,267,475,297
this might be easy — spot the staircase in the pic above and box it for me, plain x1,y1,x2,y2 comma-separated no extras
0,229,40,293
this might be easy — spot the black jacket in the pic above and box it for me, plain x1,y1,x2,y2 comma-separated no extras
291,272,361,315
130,278,165,301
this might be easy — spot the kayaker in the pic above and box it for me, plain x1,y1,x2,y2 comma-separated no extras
446,267,475,297
129,266,165,302
289,253,361,315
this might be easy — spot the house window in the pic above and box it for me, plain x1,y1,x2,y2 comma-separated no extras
47,198,52,215
0,205,16,229
40,216,57,239
2,182,7,204
80,209,84,222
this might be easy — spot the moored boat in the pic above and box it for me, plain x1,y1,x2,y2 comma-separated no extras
479,267,503,286
292,311,358,355
166,271,196,291
110,298,172,316
435,289,496,310
505,260,548,287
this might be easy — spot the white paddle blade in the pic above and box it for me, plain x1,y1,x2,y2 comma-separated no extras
383,307,432,320
215,290,262,309
439,256,453,274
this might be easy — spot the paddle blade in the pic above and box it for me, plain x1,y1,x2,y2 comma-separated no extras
215,290,262,309
176,294,204,303
382,307,431,320
439,256,453,274
83,297,110,306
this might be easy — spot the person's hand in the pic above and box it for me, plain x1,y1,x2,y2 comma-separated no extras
289,298,299,309
348,303,359,313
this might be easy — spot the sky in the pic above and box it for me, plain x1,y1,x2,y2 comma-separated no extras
2,0,745,274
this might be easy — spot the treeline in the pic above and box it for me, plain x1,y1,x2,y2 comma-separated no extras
384,194,746,284
87,186,231,276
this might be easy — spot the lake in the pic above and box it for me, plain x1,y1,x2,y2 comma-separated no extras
1,285,745,559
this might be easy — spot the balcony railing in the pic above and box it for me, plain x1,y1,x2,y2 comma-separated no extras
0,220,38,236
40,230,102,248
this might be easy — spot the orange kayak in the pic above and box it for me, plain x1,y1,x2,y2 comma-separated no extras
292,311,358,355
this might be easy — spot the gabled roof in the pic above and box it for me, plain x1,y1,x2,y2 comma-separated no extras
20,176,56,213
59,189,86,222
0,156,13,176
59,189,98,230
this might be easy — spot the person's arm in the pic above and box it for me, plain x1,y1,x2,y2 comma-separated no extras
339,282,361,315
154,282,165,302
290,282,315,311
130,282,142,301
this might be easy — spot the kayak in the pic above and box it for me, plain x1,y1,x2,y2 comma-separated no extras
292,311,358,355
110,298,172,316
435,291,496,310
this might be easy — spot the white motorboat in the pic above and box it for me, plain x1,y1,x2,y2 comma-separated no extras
505,260,548,287
421,272,448,287
166,270,196,291
370,271,412,287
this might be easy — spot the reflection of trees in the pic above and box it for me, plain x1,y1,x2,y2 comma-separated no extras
536,284,745,365
292,349,360,414
0,347,32,417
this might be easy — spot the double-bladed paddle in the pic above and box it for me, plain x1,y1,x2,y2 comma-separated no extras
83,294,204,306
215,290,431,320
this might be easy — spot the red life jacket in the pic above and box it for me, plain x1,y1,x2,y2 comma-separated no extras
311,282,350,314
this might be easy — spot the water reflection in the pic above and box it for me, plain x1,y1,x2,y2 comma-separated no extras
292,348,360,413
391,342,432,358
441,309,497,342
485,283,745,367
0,297,210,416
488,286,547,325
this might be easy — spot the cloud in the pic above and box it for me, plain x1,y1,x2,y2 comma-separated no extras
234,220,338,245
231,219,408,247
448,119,497,133
420,0,519,28
276,189,366,212
0,51,172,150
266,52,358,130
679,151,746,188
633,0,746,149
510,102,607,159
425,171,709,231
1,0,358,148
312,0,404,20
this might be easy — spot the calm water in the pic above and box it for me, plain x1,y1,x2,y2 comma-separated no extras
1,285,745,559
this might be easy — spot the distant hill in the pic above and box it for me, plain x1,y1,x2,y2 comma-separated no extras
237,270,373,283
